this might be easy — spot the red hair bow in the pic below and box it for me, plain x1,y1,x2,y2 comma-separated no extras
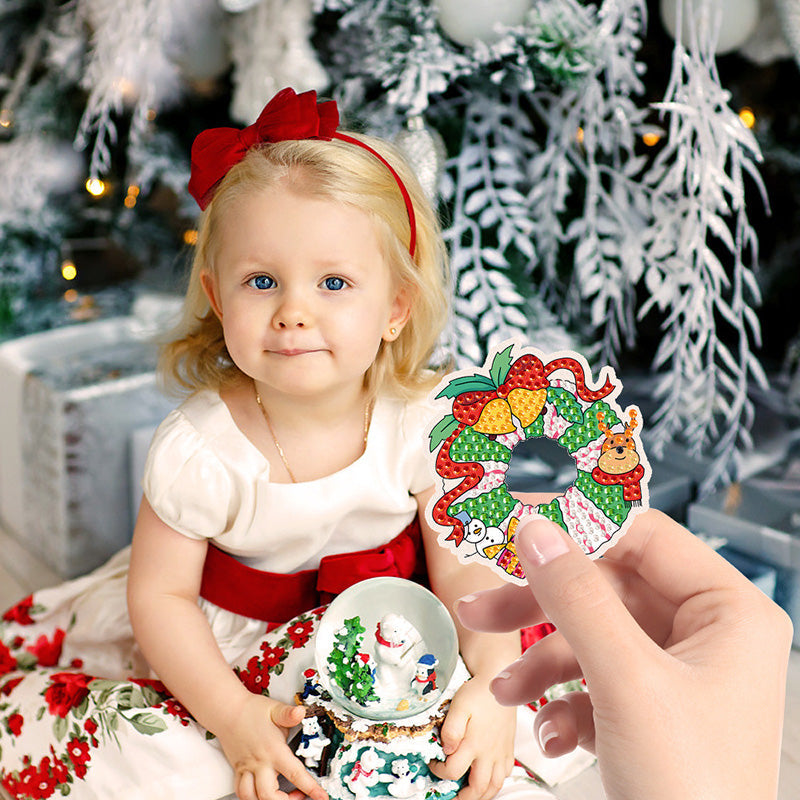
187,87,416,256
187,87,339,210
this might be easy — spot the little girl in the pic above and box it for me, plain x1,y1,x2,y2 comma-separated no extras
0,89,548,800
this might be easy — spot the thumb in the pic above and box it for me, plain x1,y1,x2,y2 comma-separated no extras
514,516,649,678
270,700,307,730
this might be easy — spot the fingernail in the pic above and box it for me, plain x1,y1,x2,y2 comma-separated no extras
537,720,559,753
492,657,523,685
457,593,478,605
518,519,570,566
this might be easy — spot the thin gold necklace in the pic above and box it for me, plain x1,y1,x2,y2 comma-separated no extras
254,387,372,483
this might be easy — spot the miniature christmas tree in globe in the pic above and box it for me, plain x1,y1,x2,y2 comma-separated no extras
327,616,378,707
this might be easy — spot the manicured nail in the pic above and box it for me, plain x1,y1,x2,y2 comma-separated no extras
492,657,524,685
518,519,569,566
537,720,559,752
457,593,478,605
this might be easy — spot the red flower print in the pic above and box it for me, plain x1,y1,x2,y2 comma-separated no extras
162,698,191,726
237,656,271,694
287,619,313,648
66,737,91,779
0,641,17,677
1,675,23,695
7,712,23,736
47,750,69,785
259,644,285,667
18,757,58,799
84,718,98,735
26,629,65,667
1,772,20,797
43,672,91,718
2,595,35,625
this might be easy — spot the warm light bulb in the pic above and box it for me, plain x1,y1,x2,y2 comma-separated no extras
642,132,661,147
124,194,137,208
64,289,79,303
61,260,78,281
576,127,585,145
85,178,106,197
0,108,13,129
738,107,756,129
183,229,198,246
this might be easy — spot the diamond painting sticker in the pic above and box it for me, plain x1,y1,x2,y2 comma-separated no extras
425,340,651,584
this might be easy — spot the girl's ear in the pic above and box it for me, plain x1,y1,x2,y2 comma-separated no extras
383,289,413,341
200,271,224,320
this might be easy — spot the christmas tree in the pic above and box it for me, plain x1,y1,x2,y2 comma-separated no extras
1,0,799,490
327,617,379,707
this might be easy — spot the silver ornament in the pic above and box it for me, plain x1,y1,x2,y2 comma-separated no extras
393,116,446,202
775,0,800,67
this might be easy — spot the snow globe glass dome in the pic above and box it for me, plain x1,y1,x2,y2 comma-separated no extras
314,577,459,721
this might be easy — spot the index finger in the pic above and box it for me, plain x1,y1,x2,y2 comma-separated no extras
456,509,738,634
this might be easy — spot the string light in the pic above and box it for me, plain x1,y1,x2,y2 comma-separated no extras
0,108,13,129
85,178,107,197
642,132,661,147
124,184,140,208
183,229,198,246
61,259,78,281
64,289,79,303
576,127,585,145
738,107,756,129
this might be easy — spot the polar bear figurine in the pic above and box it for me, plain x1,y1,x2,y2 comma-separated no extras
345,748,386,799
373,613,423,699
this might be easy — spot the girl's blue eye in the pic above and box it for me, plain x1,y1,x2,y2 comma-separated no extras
248,275,275,290
324,276,346,291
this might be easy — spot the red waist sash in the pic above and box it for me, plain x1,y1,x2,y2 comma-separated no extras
199,517,425,623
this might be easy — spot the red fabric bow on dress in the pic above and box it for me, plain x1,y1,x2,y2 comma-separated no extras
187,87,416,255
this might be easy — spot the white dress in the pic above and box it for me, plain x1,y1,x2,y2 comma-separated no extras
0,390,441,800
0,391,577,800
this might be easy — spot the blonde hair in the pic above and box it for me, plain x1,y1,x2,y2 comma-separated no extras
161,133,450,400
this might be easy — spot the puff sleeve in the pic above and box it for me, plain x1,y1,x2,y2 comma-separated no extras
400,397,439,496
141,409,238,540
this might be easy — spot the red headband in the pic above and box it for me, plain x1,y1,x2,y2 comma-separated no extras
187,87,417,257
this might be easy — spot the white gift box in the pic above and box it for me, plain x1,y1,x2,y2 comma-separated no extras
0,309,177,578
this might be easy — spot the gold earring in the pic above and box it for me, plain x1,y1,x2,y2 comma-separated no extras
389,327,397,336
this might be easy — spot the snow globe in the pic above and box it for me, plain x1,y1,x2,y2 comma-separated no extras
295,577,469,800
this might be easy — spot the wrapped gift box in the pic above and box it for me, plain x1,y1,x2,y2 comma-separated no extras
0,308,177,578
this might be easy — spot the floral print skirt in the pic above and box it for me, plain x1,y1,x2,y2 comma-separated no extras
0,548,321,800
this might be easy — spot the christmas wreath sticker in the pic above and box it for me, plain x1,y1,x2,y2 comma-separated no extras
426,340,651,584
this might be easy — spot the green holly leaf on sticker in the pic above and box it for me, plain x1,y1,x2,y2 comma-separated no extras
435,374,496,399
489,344,515,388
429,415,459,451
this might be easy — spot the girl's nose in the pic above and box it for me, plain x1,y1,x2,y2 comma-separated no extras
272,291,312,329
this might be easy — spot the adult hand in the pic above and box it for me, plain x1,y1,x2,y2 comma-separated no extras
456,510,792,800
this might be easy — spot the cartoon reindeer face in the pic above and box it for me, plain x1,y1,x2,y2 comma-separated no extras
596,410,640,475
